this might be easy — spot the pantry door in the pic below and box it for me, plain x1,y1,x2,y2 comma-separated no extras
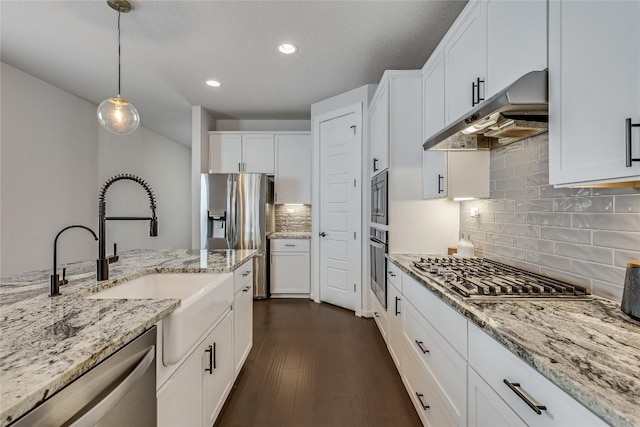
318,104,362,311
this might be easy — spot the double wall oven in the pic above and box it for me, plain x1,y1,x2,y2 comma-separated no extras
370,170,388,308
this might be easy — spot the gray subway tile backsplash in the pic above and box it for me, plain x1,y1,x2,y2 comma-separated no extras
274,204,311,232
460,133,640,303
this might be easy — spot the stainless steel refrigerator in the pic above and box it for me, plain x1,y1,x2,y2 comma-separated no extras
201,173,274,298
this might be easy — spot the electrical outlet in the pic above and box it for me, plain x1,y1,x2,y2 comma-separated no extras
286,208,295,214
470,207,479,217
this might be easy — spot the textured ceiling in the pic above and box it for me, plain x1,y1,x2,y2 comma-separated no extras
1,1,467,146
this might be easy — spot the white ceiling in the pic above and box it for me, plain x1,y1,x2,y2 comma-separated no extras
1,1,466,146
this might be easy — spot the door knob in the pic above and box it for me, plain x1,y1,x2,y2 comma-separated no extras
319,232,327,237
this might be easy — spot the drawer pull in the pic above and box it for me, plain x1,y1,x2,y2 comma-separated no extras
205,345,213,374
374,312,380,318
503,380,547,415
388,271,396,277
284,244,296,247
242,270,251,277
415,340,430,354
415,393,430,411
395,297,401,316
243,285,251,293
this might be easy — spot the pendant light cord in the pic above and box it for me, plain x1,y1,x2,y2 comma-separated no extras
117,11,121,96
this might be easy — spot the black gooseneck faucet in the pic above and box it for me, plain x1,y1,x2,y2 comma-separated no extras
97,174,158,281
51,225,98,297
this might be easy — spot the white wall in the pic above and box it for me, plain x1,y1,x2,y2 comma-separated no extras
98,126,191,253
0,62,192,278
216,119,310,132
0,62,99,276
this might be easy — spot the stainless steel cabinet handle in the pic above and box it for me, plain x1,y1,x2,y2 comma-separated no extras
415,340,429,354
626,118,640,167
69,345,155,427
205,345,213,374
395,297,401,316
503,379,547,415
415,393,430,411
438,174,444,194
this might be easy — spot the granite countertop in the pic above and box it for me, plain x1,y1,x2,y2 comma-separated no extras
0,248,258,426
388,253,640,427
268,231,311,239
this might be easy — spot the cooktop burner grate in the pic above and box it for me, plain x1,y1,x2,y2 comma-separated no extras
411,256,590,299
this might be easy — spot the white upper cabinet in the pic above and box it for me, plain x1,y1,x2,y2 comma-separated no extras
486,0,547,99
549,1,640,186
209,134,242,174
275,133,311,204
209,133,275,174
422,48,445,142
441,0,547,125
444,0,487,124
369,84,390,177
423,151,490,200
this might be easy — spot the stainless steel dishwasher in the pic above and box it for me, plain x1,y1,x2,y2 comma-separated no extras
12,326,157,427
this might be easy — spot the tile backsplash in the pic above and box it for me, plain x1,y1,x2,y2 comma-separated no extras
275,204,311,232
460,133,640,303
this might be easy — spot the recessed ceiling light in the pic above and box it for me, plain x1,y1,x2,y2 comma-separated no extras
206,80,221,87
278,43,298,54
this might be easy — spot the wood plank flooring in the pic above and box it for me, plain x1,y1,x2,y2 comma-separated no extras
215,299,421,427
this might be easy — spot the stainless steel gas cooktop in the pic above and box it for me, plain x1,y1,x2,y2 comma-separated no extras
412,256,590,300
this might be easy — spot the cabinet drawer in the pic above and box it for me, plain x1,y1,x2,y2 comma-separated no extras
386,260,403,292
402,343,458,427
270,239,310,252
403,300,466,426
371,289,388,343
468,323,606,427
403,274,468,357
233,260,253,293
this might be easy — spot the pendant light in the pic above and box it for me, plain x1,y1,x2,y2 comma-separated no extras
97,0,140,135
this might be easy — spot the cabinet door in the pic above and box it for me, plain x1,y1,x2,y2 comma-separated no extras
444,0,487,124
423,150,447,199
270,251,310,294
157,347,203,427
370,84,389,176
387,280,402,370
486,0,547,99
549,1,640,186
209,134,242,173
202,312,233,427
233,284,253,377
422,49,445,142
275,134,311,204
468,368,526,427
242,134,275,173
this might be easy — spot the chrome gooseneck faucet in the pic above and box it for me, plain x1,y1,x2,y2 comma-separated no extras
51,225,98,297
97,174,158,281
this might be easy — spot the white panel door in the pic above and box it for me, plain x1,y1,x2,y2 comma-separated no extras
233,284,252,377
271,252,310,293
319,109,361,311
242,134,275,173
423,150,447,199
157,347,203,427
369,84,389,176
275,134,311,204
202,312,233,427
209,134,242,173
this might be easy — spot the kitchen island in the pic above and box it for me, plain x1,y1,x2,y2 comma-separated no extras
388,254,640,427
0,248,257,426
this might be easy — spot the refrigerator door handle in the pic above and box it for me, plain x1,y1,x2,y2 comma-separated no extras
226,176,237,249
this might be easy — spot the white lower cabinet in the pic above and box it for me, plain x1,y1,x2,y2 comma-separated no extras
202,312,233,427
378,261,606,427
233,275,253,377
270,239,310,295
468,367,526,427
157,311,233,427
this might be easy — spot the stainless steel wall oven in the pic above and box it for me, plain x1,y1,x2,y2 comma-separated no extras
370,227,388,309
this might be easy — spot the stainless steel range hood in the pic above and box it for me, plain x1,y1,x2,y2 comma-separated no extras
424,70,548,151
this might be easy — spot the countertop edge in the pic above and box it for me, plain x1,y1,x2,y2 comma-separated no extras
387,254,633,427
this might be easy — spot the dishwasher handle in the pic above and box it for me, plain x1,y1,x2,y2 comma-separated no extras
69,345,155,427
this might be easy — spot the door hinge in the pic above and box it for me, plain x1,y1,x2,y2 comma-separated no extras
354,284,356,292
353,231,357,240
350,125,356,135
353,179,356,187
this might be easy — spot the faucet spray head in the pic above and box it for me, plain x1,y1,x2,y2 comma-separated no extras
150,217,158,237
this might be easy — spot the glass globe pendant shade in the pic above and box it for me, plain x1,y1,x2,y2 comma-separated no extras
97,94,140,135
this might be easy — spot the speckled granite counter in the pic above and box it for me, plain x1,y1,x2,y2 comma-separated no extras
0,248,257,426
268,231,311,239
388,253,640,427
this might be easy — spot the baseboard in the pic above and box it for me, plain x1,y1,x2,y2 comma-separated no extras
270,293,311,299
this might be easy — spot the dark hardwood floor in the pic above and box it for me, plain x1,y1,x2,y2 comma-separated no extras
215,299,421,427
